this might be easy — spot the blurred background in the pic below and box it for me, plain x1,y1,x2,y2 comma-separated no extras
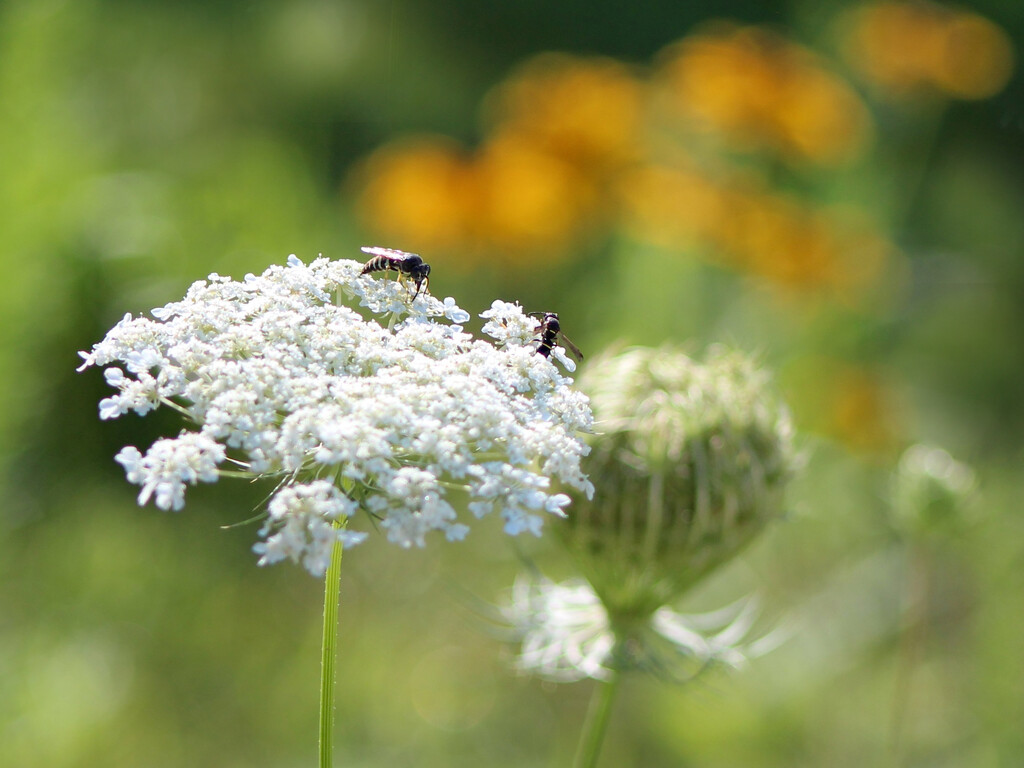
2,0,1022,765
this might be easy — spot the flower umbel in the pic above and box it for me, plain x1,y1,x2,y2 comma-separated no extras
502,576,775,682
502,344,795,684
79,254,593,575
565,344,796,618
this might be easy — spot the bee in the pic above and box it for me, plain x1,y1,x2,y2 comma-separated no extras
359,246,431,299
530,312,584,362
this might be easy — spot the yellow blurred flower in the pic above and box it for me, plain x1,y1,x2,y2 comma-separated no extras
619,162,893,297
617,162,724,249
841,2,1014,100
657,24,873,165
830,365,899,452
351,22,926,277
486,53,647,174
352,137,475,254
473,130,596,258
352,132,596,265
784,358,900,453
352,54,645,266
723,192,894,296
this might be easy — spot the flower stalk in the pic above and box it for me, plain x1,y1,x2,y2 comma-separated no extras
319,533,345,768
573,673,620,768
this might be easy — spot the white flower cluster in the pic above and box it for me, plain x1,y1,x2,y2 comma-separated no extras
502,577,777,682
79,254,593,575
481,301,578,372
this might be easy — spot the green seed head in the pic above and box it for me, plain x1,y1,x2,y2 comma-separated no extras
563,344,796,622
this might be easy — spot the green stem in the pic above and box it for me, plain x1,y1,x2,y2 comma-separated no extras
573,673,621,768
319,534,345,768
889,542,929,766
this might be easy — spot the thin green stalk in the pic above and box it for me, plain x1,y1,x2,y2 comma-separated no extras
889,543,930,766
573,673,621,768
319,535,345,768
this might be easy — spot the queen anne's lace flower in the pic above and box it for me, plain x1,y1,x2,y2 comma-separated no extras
80,254,593,575
498,344,795,683
502,576,779,682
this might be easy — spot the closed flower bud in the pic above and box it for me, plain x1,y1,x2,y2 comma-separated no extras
562,344,796,622
891,444,976,534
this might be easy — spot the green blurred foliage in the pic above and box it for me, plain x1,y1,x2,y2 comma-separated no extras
2,0,1023,765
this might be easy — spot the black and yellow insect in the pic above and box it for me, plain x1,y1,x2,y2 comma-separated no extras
359,246,431,299
530,312,584,362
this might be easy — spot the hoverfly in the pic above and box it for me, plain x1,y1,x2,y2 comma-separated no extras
530,312,584,363
359,246,431,299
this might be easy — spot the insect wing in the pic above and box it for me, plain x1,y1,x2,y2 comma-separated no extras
360,246,418,261
557,332,584,362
